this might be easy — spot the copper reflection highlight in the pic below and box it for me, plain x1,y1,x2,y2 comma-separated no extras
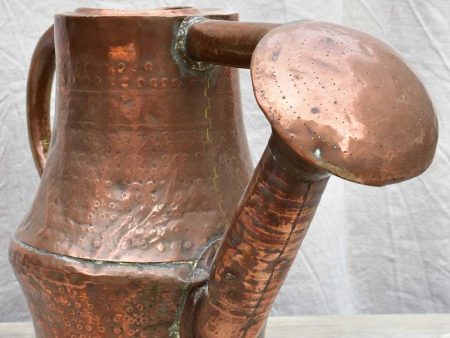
11,8,254,338
190,19,438,338
10,8,439,338
251,21,438,186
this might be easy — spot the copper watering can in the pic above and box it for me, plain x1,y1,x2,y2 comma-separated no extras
9,7,438,338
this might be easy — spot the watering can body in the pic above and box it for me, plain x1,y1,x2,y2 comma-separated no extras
10,8,254,337
9,6,438,338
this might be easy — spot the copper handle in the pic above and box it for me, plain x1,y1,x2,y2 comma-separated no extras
27,25,55,176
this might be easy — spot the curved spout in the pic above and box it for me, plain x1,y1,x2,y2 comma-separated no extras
184,18,437,338
193,134,329,337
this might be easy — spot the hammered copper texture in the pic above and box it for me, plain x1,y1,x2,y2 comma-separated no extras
11,8,253,338
15,9,252,263
193,135,329,337
9,7,438,338
11,240,209,337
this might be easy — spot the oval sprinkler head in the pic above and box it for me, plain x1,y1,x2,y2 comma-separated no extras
251,21,438,186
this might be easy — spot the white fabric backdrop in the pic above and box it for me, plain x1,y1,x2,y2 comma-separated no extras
0,0,449,322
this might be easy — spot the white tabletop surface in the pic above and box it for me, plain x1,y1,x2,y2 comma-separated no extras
1,315,450,338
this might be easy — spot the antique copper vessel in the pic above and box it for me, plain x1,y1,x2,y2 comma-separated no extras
10,7,438,338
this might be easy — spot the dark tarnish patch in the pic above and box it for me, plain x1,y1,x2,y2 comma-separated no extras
311,107,320,114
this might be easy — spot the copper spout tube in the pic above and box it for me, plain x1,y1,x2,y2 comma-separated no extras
184,18,437,337
193,135,330,337
185,19,329,337
186,20,278,68
184,19,328,337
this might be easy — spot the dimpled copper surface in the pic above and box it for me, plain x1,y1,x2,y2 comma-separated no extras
251,21,438,186
10,8,253,338
10,240,209,337
193,135,329,337
10,8,439,338
15,9,252,263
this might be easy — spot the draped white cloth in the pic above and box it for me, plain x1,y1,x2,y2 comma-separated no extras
0,0,448,321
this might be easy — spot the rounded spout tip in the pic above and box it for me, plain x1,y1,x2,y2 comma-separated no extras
251,21,438,186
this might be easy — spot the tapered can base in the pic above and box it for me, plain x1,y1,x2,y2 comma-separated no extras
9,239,207,338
